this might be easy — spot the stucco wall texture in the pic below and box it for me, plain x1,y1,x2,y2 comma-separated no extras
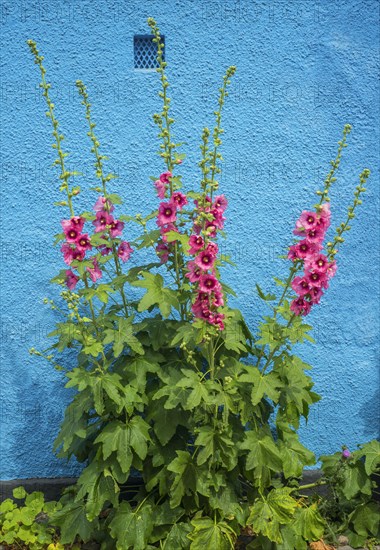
0,0,379,480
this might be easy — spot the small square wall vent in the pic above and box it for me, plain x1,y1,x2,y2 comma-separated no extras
134,34,165,70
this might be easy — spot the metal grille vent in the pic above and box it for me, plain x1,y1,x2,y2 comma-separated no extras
134,35,165,69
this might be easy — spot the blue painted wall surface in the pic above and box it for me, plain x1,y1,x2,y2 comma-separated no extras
0,0,379,480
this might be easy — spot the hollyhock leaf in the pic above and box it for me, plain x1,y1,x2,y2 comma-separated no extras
131,272,179,318
135,229,161,249
109,501,154,550
220,281,237,297
107,193,123,204
278,432,316,478
188,517,233,550
240,430,282,480
167,451,197,508
355,439,380,475
256,283,276,301
51,500,95,544
76,463,119,521
149,402,188,446
240,367,282,406
247,500,282,543
123,356,160,392
292,504,325,542
12,486,27,500
277,525,307,550
163,522,192,549
165,230,190,253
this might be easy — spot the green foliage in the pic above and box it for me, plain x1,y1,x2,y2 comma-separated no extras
0,488,62,549
26,17,377,550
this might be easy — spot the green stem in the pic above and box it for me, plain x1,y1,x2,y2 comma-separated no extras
298,480,327,491
27,40,75,216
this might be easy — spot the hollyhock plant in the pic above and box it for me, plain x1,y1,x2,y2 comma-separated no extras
28,26,378,550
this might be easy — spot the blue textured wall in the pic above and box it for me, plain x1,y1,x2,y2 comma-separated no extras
0,0,379,480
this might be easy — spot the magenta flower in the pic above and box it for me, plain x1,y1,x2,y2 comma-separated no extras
171,192,188,210
327,261,337,278
292,276,312,297
188,235,204,254
109,219,124,238
93,211,114,233
118,241,133,262
288,239,320,261
304,225,325,243
156,242,170,263
305,270,328,289
319,202,331,229
185,261,202,283
305,253,329,274
76,233,92,253
86,258,102,283
62,224,80,243
199,273,221,294
213,194,228,212
61,243,84,265
94,196,114,212
211,208,226,229
290,297,312,316
194,249,216,271
159,171,172,184
98,245,112,256
342,448,351,459
154,179,166,199
205,222,217,238
213,290,224,308
294,210,318,233
61,216,85,235
65,269,79,290
157,202,177,226
206,241,218,257
309,287,324,304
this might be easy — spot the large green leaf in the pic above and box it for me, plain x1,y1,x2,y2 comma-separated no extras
163,522,192,549
131,271,179,318
109,501,153,550
349,502,380,537
52,501,96,545
103,316,144,357
189,517,235,550
239,366,282,405
95,417,151,473
240,429,282,486
356,439,380,475
292,503,325,542
167,451,197,508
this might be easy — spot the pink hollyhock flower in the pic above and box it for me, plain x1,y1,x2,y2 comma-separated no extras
188,235,204,254
305,270,328,289
214,312,225,330
109,219,124,238
304,225,326,244
294,210,318,233
288,239,320,261
327,261,337,278
211,208,226,229
94,196,114,212
305,253,329,274
213,290,224,307
93,211,114,233
213,195,228,212
192,222,202,235
61,243,78,265
195,249,216,271
185,261,202,282
309,287,324,304
98,245,112,256
159,171,172,184
156,242,170,263
206,241,219,256
154,179,166,199
319,202,331,229
157,202,177,226
61,216,85,234
65,269,79,290
199,273,221,294
86,258,102,283
76,234,92,253
171,192,188,210
62,224,80,243
292,276,312,297
290,297,312,316
118,241,133,262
